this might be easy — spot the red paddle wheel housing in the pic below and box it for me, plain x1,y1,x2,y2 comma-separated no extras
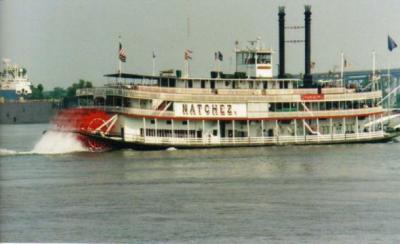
52,108,114,151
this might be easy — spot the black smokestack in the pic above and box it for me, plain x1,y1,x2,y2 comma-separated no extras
278,6,286,79
303,5,313,88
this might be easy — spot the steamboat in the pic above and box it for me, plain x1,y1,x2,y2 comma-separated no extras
53,6,400,150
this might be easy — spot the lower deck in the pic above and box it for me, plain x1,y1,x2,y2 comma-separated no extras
94,114,393,149
87,131,394,150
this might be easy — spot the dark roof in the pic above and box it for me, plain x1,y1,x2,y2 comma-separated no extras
104,73,165,80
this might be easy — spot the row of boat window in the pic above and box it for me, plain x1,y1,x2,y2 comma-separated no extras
185,80,290,89
78,97,379,112
270,99,378,112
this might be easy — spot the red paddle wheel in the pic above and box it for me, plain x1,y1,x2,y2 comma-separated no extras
52,108,114,151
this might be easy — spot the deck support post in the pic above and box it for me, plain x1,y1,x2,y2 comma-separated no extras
355,116,359,139
380,114,384,133
261,119,264,138
372,114,376,132
187,120,190,139
294,119,297,142
155,118,158,138
232,120,235,141
343,117,347,140
303,119,306,142
275,120,279,143
143,118,146,138
316,118,320,142
171,119,175,138
202,120,206,144
247,120,250,139
217,120,220,142
330,118,333,140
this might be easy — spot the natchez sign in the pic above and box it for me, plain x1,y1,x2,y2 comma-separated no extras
174,103,247,117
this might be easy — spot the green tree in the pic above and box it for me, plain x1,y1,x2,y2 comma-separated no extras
29,84,45,99
66,79,93,98
49,87,67,99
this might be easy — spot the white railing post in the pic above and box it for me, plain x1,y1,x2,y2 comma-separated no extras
155,118,158,140
233,120,236,143
143,118,146,140
202,120,205,144
187,120,190,140
316,118,320,142
261,119,264,142
172,119,175,138
247,120,250,141
343,117,346,139
356,116,359,139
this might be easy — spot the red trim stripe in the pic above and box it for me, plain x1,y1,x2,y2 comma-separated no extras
115,111,384,121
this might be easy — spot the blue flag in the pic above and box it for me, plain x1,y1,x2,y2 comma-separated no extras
388,35,398,51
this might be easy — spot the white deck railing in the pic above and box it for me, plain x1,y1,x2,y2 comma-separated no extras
94,106,382,119
77,87,381,103
120,131,386,146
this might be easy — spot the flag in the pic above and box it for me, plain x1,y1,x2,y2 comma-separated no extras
152,51,156,59
184,49,192,60
310,61,316,69
218,51,223,61
119,42,127,62
214,51,223,61
388,35,398,51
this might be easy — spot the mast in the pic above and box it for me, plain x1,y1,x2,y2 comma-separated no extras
278,6,286,78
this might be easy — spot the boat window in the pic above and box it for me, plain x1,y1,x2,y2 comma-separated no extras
188,80,193,88
246,53,256,64
257,53,271,64
249,81,254,89
210,80,215,89
213,130,218,136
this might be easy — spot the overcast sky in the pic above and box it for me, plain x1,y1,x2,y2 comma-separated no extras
1,0,400,89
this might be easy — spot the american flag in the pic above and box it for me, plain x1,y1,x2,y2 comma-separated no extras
184,49,192,60
119,42,127,62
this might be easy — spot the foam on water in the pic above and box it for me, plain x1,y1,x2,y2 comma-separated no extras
31,131,88,154
0,148,19,156
0,131,88,156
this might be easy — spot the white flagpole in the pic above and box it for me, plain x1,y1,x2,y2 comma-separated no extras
119,60,122,76
188,58,190,78
388,54,391,109
340,52,344,87
118,36,122,78
372,51,376,91
217,56,220,78
152,51,156,76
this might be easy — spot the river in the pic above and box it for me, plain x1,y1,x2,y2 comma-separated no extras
1,124,400,243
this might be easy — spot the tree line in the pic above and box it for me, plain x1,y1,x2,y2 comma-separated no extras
29,79,93,100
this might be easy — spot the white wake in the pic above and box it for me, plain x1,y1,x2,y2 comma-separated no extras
0,131,88,156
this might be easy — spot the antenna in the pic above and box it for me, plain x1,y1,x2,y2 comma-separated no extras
186,0,191,39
